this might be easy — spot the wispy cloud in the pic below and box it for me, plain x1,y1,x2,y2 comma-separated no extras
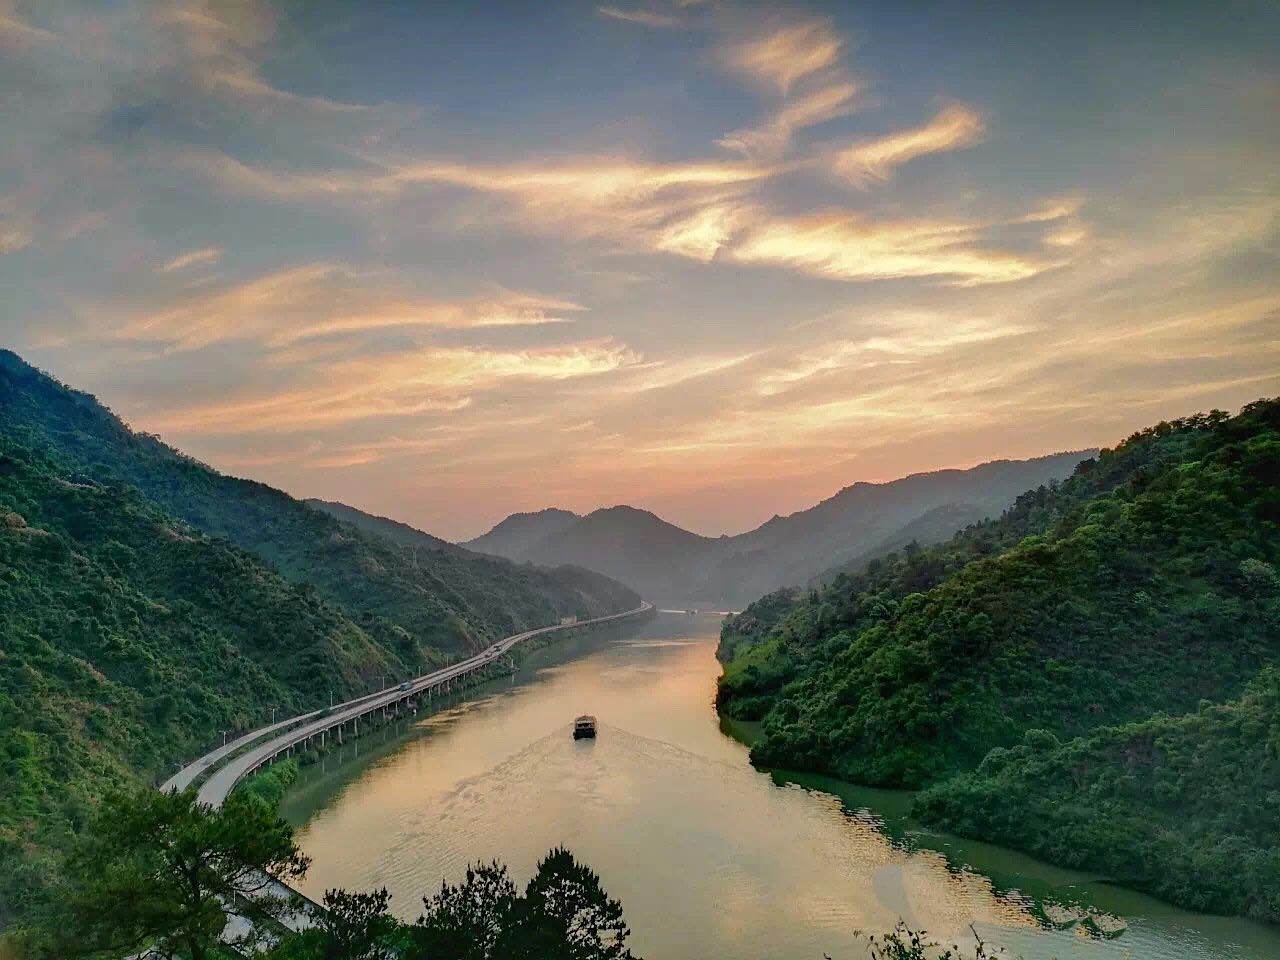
719,18,844,94
730,211,1053,285
832,104,985,186
597,5,678,28
158,1,374,113
159,246,223,272
117,263,587,351
146,340,639,435
718,80,860,161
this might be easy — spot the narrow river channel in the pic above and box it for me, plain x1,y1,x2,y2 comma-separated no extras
280,613,1280,960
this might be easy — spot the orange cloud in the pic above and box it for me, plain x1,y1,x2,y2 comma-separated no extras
730,212,1050,285
118,263,585,350
832,105,985,186
147,340,639,435
720,19,844,94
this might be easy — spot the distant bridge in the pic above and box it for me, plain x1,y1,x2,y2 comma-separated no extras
157,601,653,943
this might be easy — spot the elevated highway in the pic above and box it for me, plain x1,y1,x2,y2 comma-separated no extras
158,601,652,943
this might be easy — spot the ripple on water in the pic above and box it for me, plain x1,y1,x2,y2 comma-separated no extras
285,620,1280,960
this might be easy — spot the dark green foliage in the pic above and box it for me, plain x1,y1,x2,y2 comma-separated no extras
0,349,639,655
410,848,634,960
717,400,1280,918
309,888,403,960
0,350,636,933
854,922,1002,960
915,669,1280,923
55,787,309,960
0,440,382,925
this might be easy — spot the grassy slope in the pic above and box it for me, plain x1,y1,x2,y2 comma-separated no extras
716,400,1280,918
0,351,638,654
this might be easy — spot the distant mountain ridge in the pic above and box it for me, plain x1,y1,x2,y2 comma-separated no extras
461,451,1096,606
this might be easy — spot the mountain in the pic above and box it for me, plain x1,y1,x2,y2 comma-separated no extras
463,452,1094,607
0,436,398,922
307,498,465,556
520,506,717,603
716,399,1280,920
463,508,583,559
0,350,640,925
0,350,639,655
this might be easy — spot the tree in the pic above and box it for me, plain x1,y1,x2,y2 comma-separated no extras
56,787,310,960
410,861,519,960
312,887,401,960
508,848,633,960
409,849,634,960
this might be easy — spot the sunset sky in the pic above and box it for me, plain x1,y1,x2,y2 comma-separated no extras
2,0,1277,539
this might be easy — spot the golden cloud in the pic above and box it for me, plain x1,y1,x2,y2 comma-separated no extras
730,212,1050,285
720,19,844,94
146,340,639,435
832,105,985,186
118,263,585,350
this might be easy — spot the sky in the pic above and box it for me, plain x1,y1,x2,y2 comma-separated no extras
2,0,1277,540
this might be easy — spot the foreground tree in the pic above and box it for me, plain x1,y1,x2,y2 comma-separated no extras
56,787,310,960
511,847,633,960
409,848,634,960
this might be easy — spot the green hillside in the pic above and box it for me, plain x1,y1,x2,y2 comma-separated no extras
0,438,392,922
916,668,1280,922
0,351,638,651
0,352,638,930
716,399,1280,916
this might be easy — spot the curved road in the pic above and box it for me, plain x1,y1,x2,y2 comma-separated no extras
160,601,652,945
171,601,653,808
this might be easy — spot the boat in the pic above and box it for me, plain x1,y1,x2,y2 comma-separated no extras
573,715,597,740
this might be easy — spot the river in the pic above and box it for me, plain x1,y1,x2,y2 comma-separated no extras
279,613,1280,960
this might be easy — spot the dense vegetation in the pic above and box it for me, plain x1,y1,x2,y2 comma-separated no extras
51,785,635,960
0,350,638,654
717,399,1280,918
0,351,636,936
916,668,1280,922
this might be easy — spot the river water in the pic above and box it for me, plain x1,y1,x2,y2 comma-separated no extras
280,613,1280,960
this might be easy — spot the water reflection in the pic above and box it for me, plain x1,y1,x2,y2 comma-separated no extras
280,614,1280,960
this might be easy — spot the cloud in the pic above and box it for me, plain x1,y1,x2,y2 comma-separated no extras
159,246,223,272
729,211,1052,285
157,1,374,113
145,340,639,435
115,263,587,351
718,81,860,161
832,104,985,186
719,19,844,94
0,7,58,47
597,5,678,28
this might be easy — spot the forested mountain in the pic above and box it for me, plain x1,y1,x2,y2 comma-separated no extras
0,350,638,653
717,399,1280,919
308,498,466,556
0,351,638,926
0,437,389,921
476,505,719,604
464,452,1092,607
463,507,583,558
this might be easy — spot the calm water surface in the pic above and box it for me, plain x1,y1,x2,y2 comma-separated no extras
281,614,1280,960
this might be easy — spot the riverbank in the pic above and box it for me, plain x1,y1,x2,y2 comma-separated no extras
275,614,1280,960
